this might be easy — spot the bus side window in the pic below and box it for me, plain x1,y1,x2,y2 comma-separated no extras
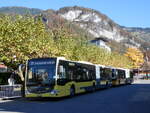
83,68,91,81
100,68,105,80
112,72,115,78
58,65,66,79
76,67,82,81
68,70,74,80
86,70,90,80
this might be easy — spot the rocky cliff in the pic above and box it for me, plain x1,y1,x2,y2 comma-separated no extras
57,6,146,49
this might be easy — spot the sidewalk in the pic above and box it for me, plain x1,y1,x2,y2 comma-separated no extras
133,79,150,84
0,99,13,103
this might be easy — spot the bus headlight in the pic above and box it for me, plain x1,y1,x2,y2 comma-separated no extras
50,90,59,94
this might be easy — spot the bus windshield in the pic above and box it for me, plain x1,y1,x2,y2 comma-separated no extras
26,58,56,86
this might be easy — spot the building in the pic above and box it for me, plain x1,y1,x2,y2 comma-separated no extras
133,62,150,79
90,37,111,52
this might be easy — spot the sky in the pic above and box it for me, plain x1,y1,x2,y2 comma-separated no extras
0,0,149,28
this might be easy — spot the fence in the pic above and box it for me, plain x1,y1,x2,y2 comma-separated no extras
0,84,22,99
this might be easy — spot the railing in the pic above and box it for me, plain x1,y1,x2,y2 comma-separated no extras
0,84,22,99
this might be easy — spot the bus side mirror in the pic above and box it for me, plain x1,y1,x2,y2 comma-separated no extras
18,64,26,81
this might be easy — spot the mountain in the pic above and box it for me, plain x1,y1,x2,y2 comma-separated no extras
0,7,93,40
122,27,150,49
1,6,150,67
0,7,42,15
57,6,148,50
123,27,150,69
41,9,93,40
0,6,150,52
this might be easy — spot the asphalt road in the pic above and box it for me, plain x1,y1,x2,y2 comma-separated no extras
0,80,150,113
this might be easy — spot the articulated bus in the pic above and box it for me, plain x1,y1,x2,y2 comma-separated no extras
95,65,112,88
25,57,97,98
24,57,133,98
111,67,133,86
112,68,126,86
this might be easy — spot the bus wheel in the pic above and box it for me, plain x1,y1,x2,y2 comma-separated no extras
70,86,75,97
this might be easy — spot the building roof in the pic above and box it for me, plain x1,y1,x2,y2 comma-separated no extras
90,37,109,42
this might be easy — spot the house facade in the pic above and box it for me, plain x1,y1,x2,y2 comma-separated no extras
90,37,111,52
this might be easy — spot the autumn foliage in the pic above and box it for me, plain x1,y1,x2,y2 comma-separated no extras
125,47,144,68
0,15,133,69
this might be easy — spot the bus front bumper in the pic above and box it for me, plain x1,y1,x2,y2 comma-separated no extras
25,89,66,98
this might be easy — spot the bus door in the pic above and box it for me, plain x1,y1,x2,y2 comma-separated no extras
100,67,108,86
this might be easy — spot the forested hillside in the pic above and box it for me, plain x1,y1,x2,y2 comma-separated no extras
0,15,134,69
0,6,146,69
0,7,42,15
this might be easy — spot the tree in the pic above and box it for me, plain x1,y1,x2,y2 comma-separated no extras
0,14,133,70
125,47,144,68
0,15,55,68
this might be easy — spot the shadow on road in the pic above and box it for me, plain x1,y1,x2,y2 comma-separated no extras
0,83,150,113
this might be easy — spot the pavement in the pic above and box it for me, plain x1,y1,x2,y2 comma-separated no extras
133,79,150,84
0,79,150,113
